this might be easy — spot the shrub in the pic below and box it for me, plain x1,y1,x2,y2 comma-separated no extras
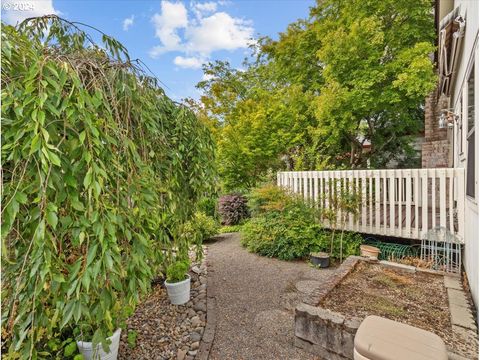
241,189,322,260
197,196,218,219
182,212,219,243
218,193,249,225
313,231,363,260
247,184,291,216
219,224,244,233
241,185,362,261
166,259,190,283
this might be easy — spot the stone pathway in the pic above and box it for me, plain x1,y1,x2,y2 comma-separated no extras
205,233,334,360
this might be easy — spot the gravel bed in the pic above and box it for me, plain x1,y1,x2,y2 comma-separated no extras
207,233,328,360
118,249,208,360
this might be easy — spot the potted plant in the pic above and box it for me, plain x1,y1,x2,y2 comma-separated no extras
310,251,330,268
76,328,122,360
165,258,191,305
74,303,134,360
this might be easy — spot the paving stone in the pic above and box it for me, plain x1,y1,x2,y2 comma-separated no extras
444,276,463,290
450,304,476,331
448,288,470,308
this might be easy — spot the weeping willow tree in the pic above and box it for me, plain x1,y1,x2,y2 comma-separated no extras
1,16,215,358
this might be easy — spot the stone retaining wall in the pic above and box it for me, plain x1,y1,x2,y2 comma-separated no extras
295,304,362,360
295,256,362,359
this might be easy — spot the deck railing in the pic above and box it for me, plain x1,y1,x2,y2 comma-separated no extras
277,168,465,242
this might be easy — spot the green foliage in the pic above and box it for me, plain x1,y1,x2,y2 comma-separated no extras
166,259,190,283
218,224,244,234
127,330,138,349
313,231,363,261
181,212,219,249
241,187,322,260
311,0,436,168
195,0,437,190
241,185,362,261
1,16,215,358
197,197,218,219
247,183,292,216
218,193,249,225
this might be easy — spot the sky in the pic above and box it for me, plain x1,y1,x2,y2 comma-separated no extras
2,0,315,100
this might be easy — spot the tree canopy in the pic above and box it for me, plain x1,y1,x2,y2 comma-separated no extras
196,0,437,191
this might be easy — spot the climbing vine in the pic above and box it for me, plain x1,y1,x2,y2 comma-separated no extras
1,16,215,358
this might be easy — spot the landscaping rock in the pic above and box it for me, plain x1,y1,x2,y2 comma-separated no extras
194,301,207,312
190,331,202,342
118,247,208,359
177,348,187,360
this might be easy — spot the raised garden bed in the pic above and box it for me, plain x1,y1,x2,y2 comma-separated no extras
321,261,451,342
295,258,478,359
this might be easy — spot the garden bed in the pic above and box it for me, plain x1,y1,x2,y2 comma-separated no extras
320,261,473,357
295,258,477,359
118,250,208,360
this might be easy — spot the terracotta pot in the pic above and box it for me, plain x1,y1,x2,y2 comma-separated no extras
360,245,380,259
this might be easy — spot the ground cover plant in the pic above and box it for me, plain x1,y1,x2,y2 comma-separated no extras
1,16,215,359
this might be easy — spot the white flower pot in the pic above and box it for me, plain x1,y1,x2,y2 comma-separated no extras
165,274,191,305
76,328,121,360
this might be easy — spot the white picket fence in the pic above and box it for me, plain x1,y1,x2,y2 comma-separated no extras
277,168,465,243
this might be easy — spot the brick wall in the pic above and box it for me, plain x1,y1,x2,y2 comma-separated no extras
421,91,451,168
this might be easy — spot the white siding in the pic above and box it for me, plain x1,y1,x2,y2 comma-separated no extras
450,0,479,308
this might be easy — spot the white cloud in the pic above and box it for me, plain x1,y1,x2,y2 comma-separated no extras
192,1,217,17
201,73,215,81
174,55,203,69
122,15,134,31
150,0,255,68
185,12,254,56
151,1,188,52
2,0,59,25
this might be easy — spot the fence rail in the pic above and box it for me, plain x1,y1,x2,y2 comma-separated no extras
277,168,465,243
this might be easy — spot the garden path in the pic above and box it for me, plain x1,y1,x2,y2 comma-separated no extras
206,232,334,360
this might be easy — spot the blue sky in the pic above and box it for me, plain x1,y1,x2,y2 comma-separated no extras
2,0,314,100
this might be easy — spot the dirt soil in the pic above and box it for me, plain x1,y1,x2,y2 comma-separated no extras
320,262,465,354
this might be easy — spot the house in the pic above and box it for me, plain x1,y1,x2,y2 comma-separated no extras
423,0,478,308
278,0,479,308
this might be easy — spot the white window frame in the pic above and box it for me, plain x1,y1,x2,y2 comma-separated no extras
465,58,476,201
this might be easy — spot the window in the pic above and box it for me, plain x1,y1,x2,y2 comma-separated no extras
466,63,475,198
457,96,463,156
